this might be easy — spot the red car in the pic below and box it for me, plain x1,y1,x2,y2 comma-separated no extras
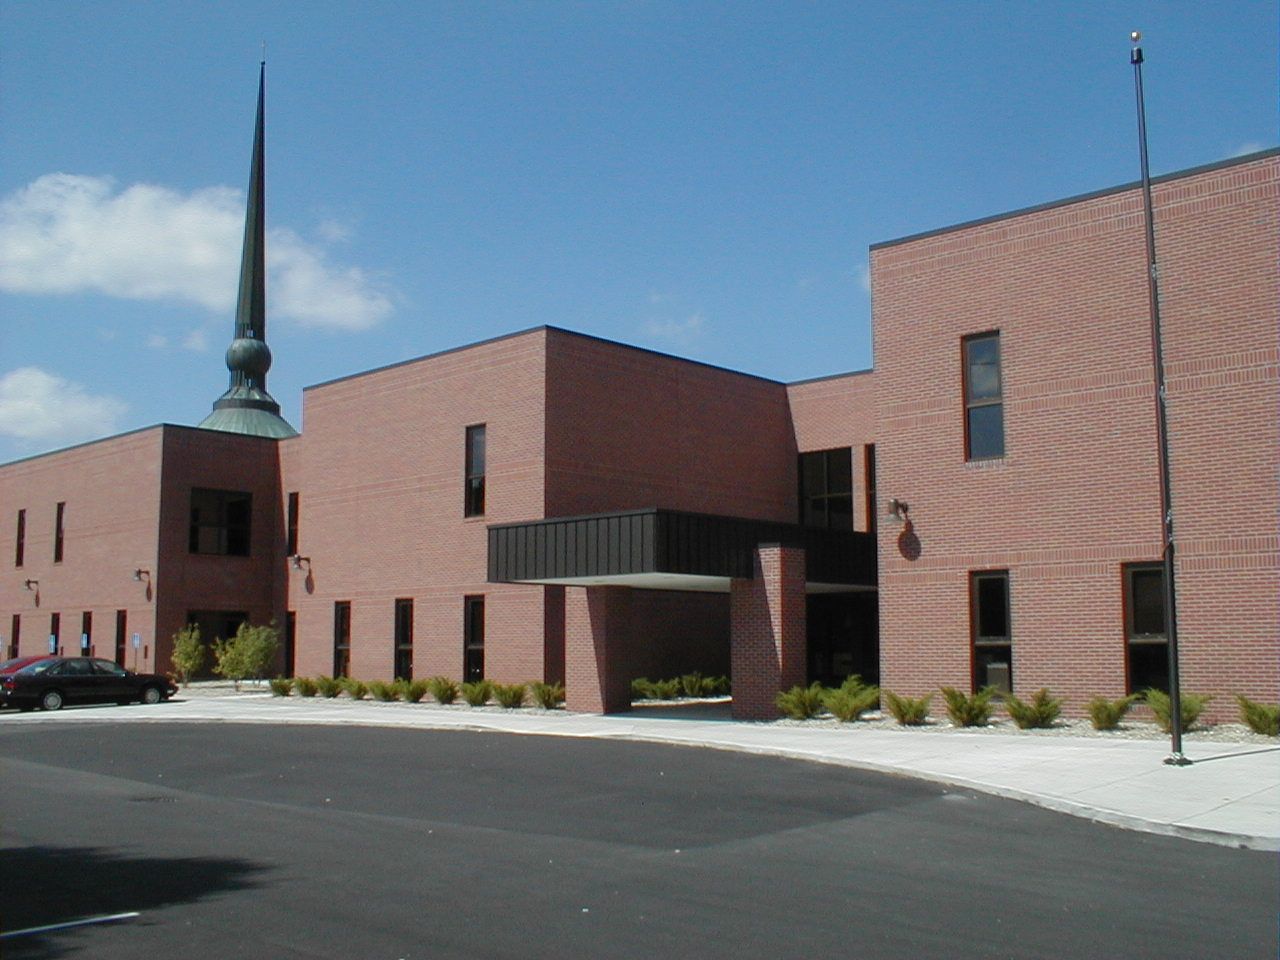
0,657,178,712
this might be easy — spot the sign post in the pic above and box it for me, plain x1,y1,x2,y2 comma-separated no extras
131,633,141,671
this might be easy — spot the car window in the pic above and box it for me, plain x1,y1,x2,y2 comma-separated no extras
92,659,128,677
22,660,57,675
54,659,94,676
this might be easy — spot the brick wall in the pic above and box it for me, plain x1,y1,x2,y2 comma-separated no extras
871,153,1279,719
730,545,806,719
788,370,878,531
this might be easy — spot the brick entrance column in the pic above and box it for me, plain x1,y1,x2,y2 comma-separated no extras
564,585,634,714
730,544,806,720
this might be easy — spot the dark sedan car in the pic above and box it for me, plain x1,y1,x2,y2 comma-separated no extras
0,657,178,712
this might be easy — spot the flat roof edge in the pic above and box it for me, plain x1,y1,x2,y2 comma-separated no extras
870,147,1280,252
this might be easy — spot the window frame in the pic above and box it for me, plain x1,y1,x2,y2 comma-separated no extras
54,501,65,563
15,508,25,567
970,569,1012,693
798,447,854,531
464,424,487,518
333,601,351,678
962,331,1004,461
188,488,253,557
1123,562,1169,693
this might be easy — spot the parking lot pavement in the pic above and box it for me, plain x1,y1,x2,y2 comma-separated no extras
3,688,1276,850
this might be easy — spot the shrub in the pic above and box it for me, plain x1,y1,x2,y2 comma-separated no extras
1086,694,1138,731
343,678,369,701
428,676,461,705
368,680,399,702
531,681,565,709
315,675,343,698
776,682,827,720
631,677,655,700
492,682,527,709
1236,695,1280,737
268,677,294,697
1144,689,1212,733
705,675,731,696
680,672,707,698
462,680,492,706
884,691,932,726
823,681,880,722
169,625,205,687
399,678,430,703
650,678,681,700
941,686,997,727
294,677,319,698
1004,688,1064,730
213,622,281,690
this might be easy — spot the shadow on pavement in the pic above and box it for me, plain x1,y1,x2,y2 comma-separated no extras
0,845,270,960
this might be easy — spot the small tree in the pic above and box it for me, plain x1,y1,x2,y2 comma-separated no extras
170,625,205,687
213,621,281,691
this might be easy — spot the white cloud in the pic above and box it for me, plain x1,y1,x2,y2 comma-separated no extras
146,333,169,350
0,367,127,446
643,312,706,347
855,263,871,293
182,328,209,352
1231,141,1265,158
0,173,392,331
317,219,351,243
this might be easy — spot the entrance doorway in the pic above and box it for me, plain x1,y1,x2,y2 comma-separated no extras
806,593,878,687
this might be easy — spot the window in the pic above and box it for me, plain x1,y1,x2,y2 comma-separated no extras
971,571,1011,693
9,614,19,660
464,424,486,517
333,601,351,678
963,332,1004,460
799,448,854,531
189,488,252,556
286,492,299,557
115,610,128,666
864,444,877,534
285,612,296,678
1124,563,1169,693
54,502,66,562
15,509,25,567
80,611,92,657
463,596,485,681
394,599,414,680
50,612,60,654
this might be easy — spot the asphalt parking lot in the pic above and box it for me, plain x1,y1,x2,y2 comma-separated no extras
2,721,1275,959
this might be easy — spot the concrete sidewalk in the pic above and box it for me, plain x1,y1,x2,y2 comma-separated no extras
4,688,1277,851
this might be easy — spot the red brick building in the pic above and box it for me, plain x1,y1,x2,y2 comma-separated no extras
2,131,1275,720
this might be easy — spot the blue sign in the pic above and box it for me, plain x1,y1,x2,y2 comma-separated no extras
132,633,142,649
80,633,90,650
48,635,57,653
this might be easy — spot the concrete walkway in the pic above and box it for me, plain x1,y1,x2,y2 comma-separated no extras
4,687,1276,851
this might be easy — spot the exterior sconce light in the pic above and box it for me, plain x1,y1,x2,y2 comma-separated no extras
133,568,151,583
887,498,910,522
290,555,311,571
24,579,38,591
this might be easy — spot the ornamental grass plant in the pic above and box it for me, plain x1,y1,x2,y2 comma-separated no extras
1236,695,1280,736
461,680,492,706
1144,689,1212,734
884,691,932,726
427,676,460,705
822,676,880,723
1004,688,1064,730
1086,694,1138,731
776,682,827,720
531,681,565,709
941,686,997,727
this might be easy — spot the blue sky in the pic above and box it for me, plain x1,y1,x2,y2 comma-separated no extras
1,1,1276,462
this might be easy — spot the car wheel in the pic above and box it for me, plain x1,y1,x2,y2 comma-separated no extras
141,685,163,705
41,689,64,711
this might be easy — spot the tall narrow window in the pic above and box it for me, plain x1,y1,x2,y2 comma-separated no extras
285,612,297,678
465,424,486,517
394,598,414,680
54,502,66,562
189,488,252,556
333,601,351,678
80,611,92,658
463,596,485,681
115,610,128,666
971,571,1011,693
9,614,19,660
863,444,877,534
799,448,854,530
15,509,25,567
286,492,299,557
50,612,61,654
1124,563,1168,694
963,332,1004,460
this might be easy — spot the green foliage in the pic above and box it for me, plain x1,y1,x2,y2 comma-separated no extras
823,677,880,722
680,672,708,697
705,675,731,696
268,677,294,697
368,680,399,702
941,686,997,727
776,682,827,720
1086,694,1138,731
631,677,655,699
1004,688,1064,730
531,681,565,709
650,678,681,700
343,678,369,700
399,678,430,703
169,625,205,687
461,680,492,706
428,676,461,705
315,675,343,698
492,682,527,709
1236,695,1280,737
294,677,319,697
633,674,729,700
883,690,932,726
212,621,281,690
1144,689,1212,733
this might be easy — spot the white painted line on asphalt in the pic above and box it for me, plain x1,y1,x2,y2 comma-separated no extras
2,911,141,939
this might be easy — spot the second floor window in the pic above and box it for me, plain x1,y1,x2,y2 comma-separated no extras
53,502,65,562
964,332,1004,460
465,424,486,517
799,448,853,531
189,489,252,556
15,509,25,567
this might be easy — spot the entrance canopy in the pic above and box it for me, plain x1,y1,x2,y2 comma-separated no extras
488,508,876,593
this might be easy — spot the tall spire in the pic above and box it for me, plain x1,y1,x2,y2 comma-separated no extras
199,61,298,439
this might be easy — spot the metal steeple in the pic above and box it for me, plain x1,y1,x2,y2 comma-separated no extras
199,61,299,440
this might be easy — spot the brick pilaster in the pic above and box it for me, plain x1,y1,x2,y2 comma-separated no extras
564,585,634,714
730,544,807,720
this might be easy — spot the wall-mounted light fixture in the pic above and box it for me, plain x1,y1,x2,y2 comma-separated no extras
290,555,311,571
133,568,151,583
23,579,39,591
887,498,910,522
